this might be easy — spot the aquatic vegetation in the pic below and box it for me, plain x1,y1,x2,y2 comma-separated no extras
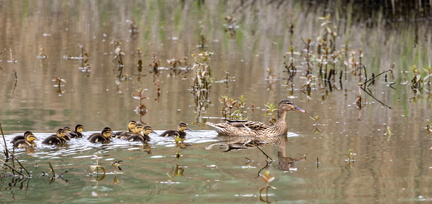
111,160,123,171
52,77,66,96
191,51,213,122
90,154,106,182
62,44,91,76
345,149,356,170
258,170,276,203
131,88,149,124
219,95,247,120
36,48,48,60
386,126,392,141
224,15,238,38
426,120,432,134
263,102,277,125
112,40,127,81
45,162,71,184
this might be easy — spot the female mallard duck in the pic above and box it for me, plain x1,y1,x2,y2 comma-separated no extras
42,128,68,146
119,123,144,140
70,124,84,138
63,127,72,141
127,125,155,142
206,99,306,137
11,131,33,144
114,120,136,138
160,123,191,139
13,131,37,148
88,127,112,144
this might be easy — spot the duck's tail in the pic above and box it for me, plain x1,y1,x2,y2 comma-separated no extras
205,122,229,134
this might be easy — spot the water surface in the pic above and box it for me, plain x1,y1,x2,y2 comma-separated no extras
1,1,432,203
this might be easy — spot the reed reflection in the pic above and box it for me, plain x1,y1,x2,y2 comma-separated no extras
191,51,213,123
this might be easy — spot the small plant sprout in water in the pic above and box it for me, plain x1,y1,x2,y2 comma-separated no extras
263,103,277,125
259,170,276,203
111,160,123,171
44,162,72,184
174,135,187,158
37,48,47,60
310,115,322,133
90,154,106,174
386,126,392,141
219,95,247,120
52,77,66,95
131,88,149,123
345,149,356,169
425,119,432,134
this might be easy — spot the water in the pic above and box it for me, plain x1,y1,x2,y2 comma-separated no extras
1,0,432,203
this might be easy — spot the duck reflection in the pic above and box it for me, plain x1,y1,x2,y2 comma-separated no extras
206,134,305,172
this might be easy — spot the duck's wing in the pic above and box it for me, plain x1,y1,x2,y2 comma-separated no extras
226,120,269,131
159,130,178,137
11,135,25,143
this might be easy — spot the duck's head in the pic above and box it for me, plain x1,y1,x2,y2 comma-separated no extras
178,123,192,131
25,132,37,143
64,127,72,134
75,124,84,133
278,99,306,113
127,120,137,131
23,131,33,138
56,128,67,138
101,127,113,138
134,124,144,134
143,126,156,135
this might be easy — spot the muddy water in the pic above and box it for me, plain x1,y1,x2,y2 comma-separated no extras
1,1,432,203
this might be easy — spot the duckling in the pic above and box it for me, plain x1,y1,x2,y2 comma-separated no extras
127,125,155,142
13,131,37,148
10,131,33,144
88,127,112,144
120,124,144,140
70,124,84,138
42,128,68,146
160,123,191,139
206,99,306,137
63,127,72,141
114,120,137,138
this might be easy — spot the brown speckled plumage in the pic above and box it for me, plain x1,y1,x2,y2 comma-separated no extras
206,99,305,137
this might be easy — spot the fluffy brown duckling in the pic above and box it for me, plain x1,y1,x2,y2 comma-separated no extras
13,131,37,148
206,99,306,137
127,125,155,143
11,131,33,144
42,128,68,146
119,124,144,140
70,124,84,138
63,127,72,141
160,123,191,139
88,127,113,144
114,120,136,138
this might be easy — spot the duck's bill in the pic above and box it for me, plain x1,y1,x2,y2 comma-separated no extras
295,106,306,113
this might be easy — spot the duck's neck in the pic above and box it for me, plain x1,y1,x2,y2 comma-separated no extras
277,109,287,122
275,110,288,133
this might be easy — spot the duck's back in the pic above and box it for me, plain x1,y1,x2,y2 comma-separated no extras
70,131,83,138
10,135,25,144
42,135,65,145
13,139,34,148
206,121,278,137
160,130,186,138
128,134,150,142
88,133,110,144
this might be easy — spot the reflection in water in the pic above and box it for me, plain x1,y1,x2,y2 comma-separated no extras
207,134,305,172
